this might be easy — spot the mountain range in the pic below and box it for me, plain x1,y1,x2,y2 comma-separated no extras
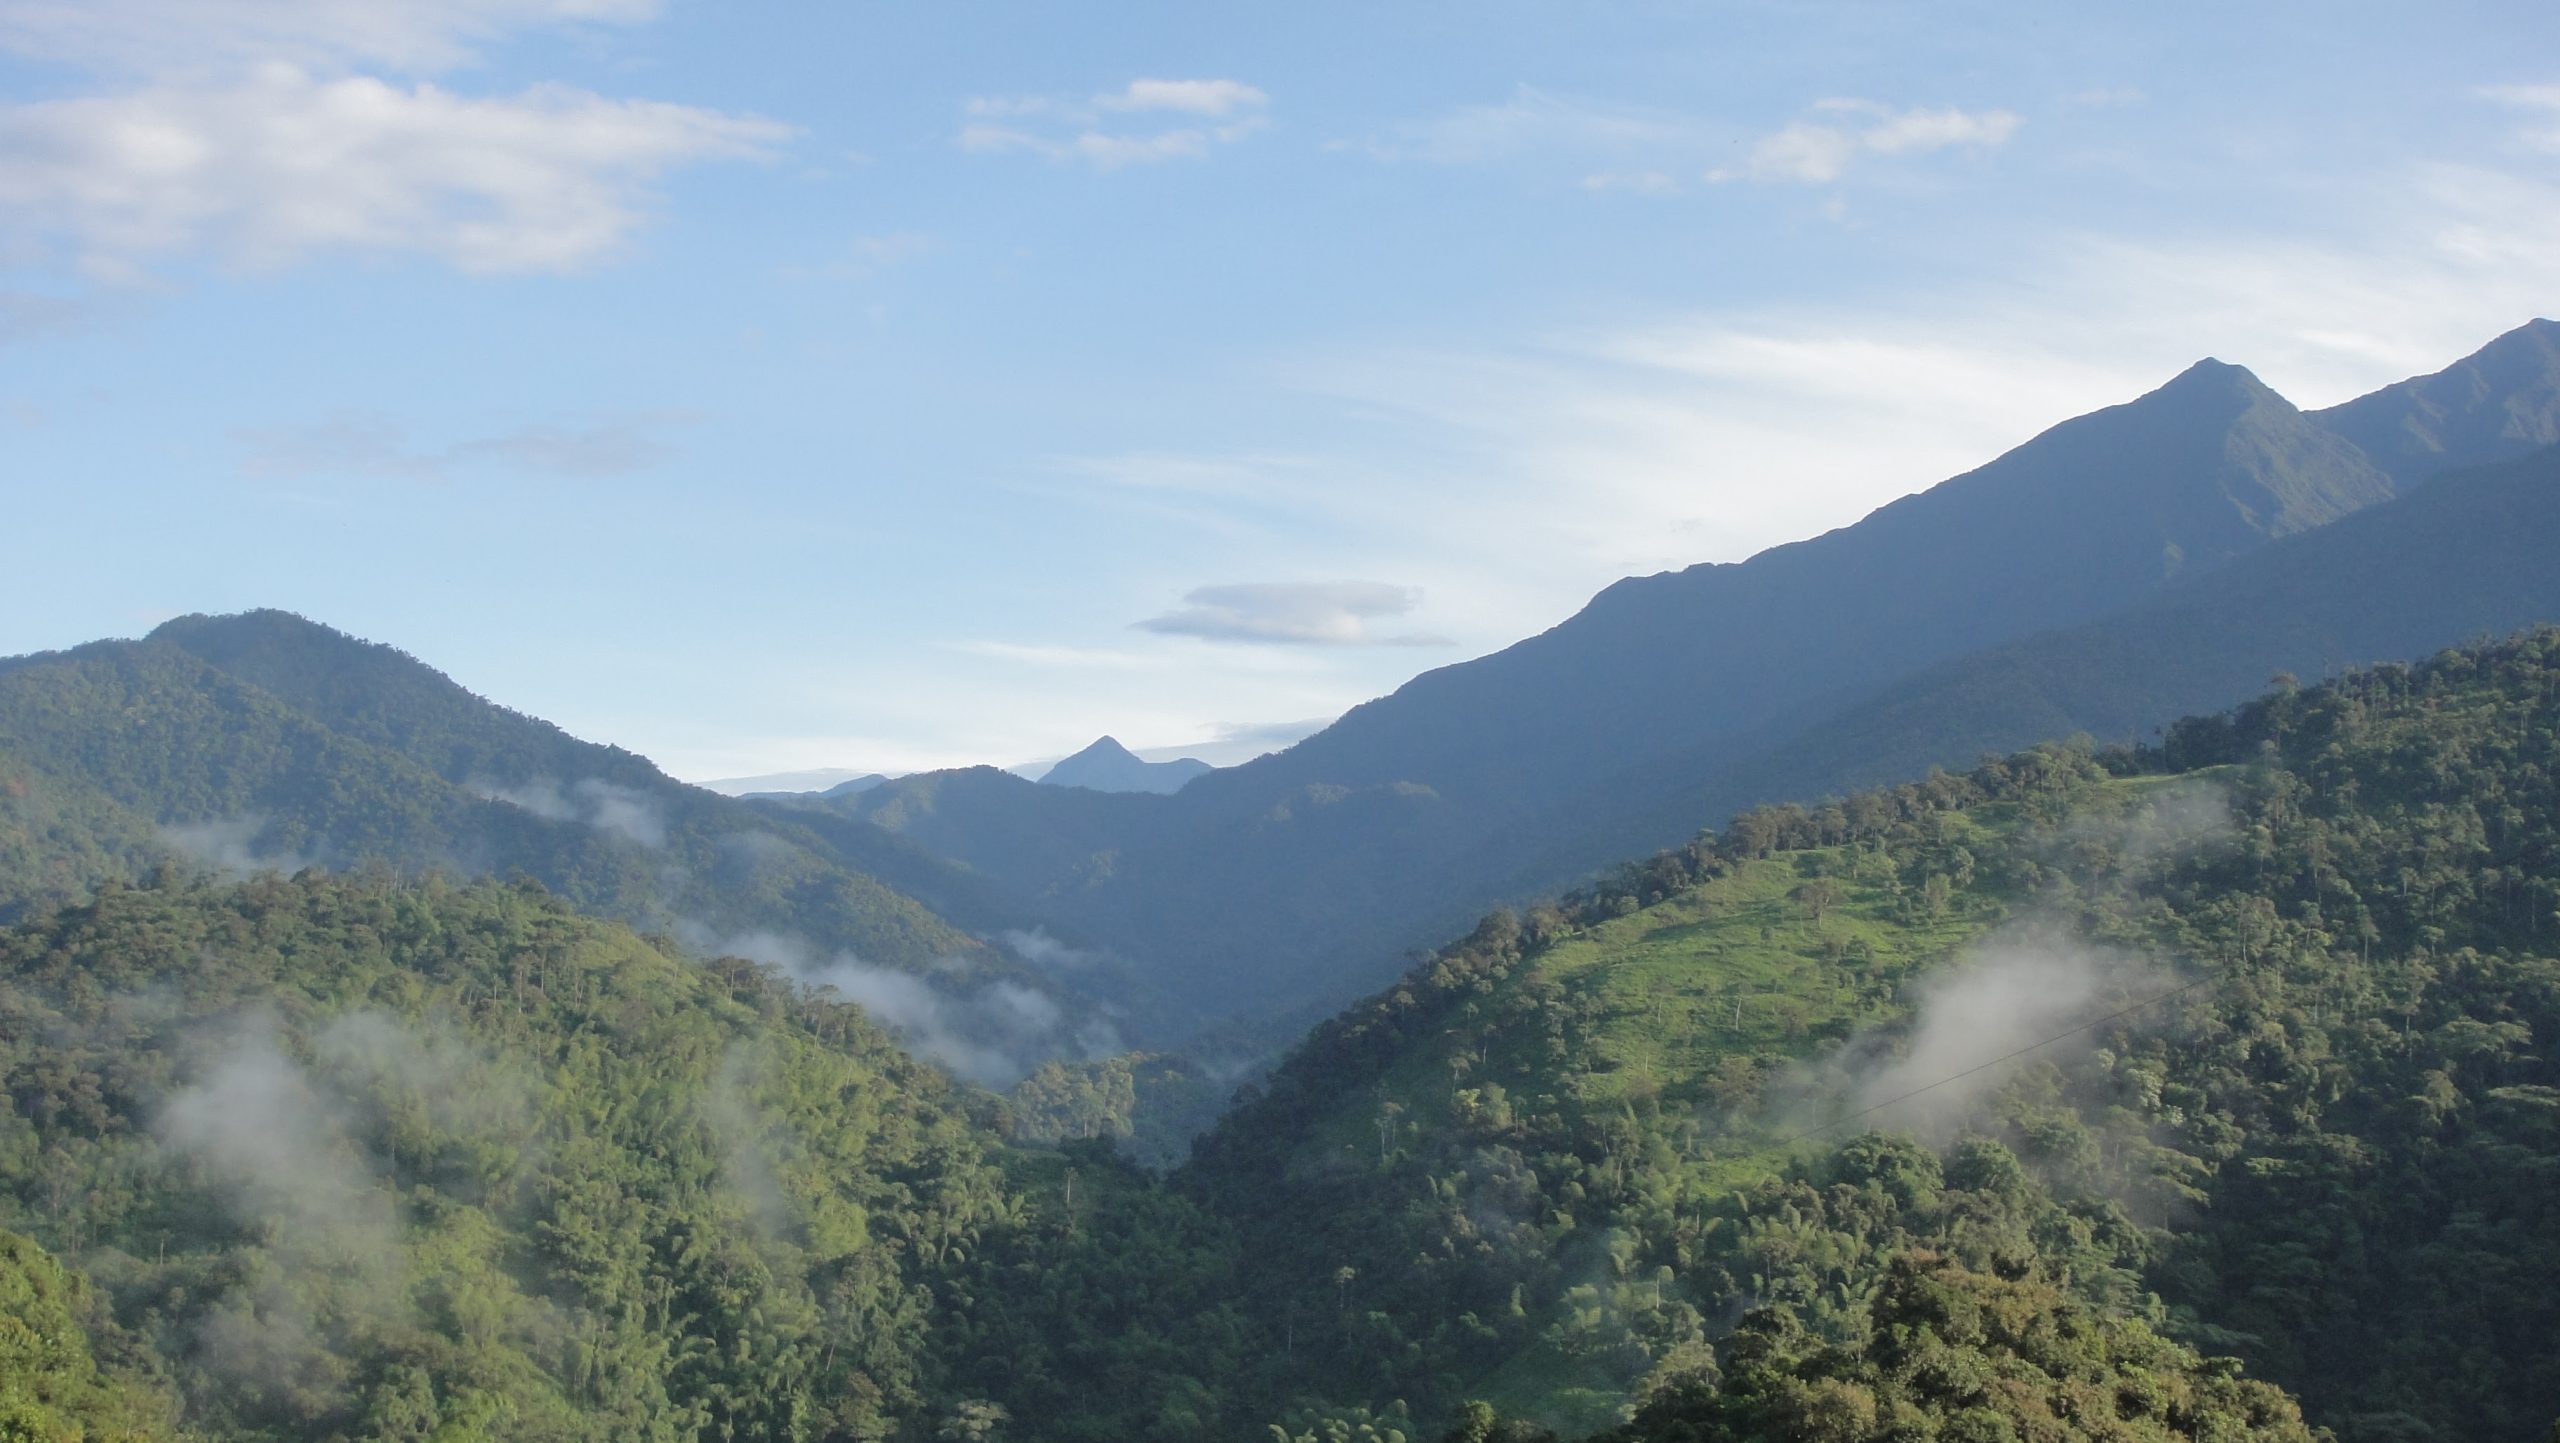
0,611,1109,1083
0,320,2557,1443
807,319,2560,1041
5,322,2557,1064
2,634,2553,1443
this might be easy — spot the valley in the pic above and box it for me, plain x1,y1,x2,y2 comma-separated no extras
1,329,2556,1443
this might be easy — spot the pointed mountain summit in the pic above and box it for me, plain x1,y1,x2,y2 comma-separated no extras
2311,317,2560,488
1040,736,1213,795
1195,354,2391,818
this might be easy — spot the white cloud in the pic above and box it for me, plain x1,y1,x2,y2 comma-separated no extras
1134,580,1452,647
473,776,667,847
948,640,1175,671
1734,120,1860,183
958,77,1267,169
1133,717,1332,767
0,2,779,281
1712,100,2021,184
0,0,659,76
0,66,788,275
240,410,687,481
1101,78,1267,117
1581,170,1681,196
1236,157,2560,612
1856,104,2022,156
2481,83,2560,152
1353,85,1703,167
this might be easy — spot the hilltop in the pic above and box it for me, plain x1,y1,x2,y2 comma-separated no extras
0,610,1106,1083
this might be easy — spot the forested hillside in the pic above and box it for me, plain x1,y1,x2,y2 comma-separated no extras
0,613,1114,1083
1016,630,2560,1442
0,1228,184,1440
0,872,1039,1441
1,634,2556,1442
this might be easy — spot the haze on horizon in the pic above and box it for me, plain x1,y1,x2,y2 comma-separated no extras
5,0,2557,781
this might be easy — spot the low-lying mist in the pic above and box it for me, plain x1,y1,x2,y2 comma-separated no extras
677,923,1114,1087
1792,925,2178,1144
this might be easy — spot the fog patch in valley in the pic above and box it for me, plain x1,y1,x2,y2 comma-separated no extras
157,815,315,879
1001,927,1102,973
679,924,1095,1087
136,1004,551,1389
154,1013,408,1385
1789,926,2178,1145
701,1043,801,1244
1766,780,2233,1162
473,776,668,849
2045,775,2234,870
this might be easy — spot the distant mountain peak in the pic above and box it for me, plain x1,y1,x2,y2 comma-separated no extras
2169,355,2242,379
2145,355,2283,409
1041,736,1212,795
2311,319,2560,489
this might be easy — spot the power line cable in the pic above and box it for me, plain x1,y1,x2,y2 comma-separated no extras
1767,972,2218,1150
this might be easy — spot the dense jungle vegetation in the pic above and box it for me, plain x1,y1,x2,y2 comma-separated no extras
0,631,2557,1442
1003,629,2560,1442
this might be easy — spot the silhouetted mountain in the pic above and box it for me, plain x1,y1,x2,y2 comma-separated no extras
739,773,893,801
2311,317,2560,487
835,325,2560,1040
1511,440,2560,890
1194,357,2388,820
1040,736,1213,794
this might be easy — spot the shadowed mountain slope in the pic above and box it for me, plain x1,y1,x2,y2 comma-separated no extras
2311,316,2560,487
1185,357,2390,820
847,330,2560,1038
1508,439,2560,894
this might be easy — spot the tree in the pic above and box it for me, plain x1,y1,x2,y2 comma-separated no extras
1790,878,1841,922
938,1399,1009,1442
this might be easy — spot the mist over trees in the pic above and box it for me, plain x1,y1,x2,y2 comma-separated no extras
1,632,2555,1440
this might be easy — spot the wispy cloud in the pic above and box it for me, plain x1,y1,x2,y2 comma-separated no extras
2481,83,2560,152
0,287,91,343
1580,170,1681,196
240,411,688,482
0,3,781,280
1099,78,1266,117
1205,157,2560,616
473,775,668,846
1351,85,1705,168
1134,580,1451,647
1350,87,2017,192
958,76,1268,169
0,0,662,76
0,68,787,277
1133,716,1331,766
947,640,1174,671
1711,99,2021,185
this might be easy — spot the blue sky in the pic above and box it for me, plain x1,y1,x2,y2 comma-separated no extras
4,0,2557,784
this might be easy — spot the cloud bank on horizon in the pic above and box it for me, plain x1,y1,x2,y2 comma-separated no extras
1,0,2555,781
